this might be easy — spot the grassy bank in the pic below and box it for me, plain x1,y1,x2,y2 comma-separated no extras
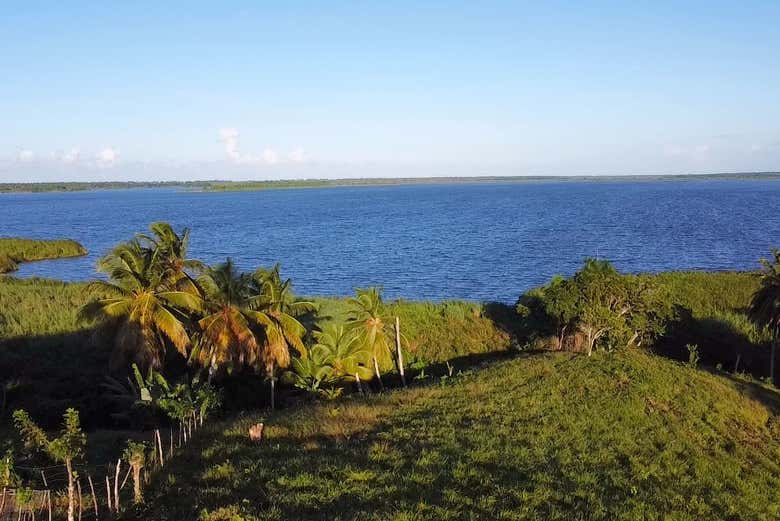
0,237,87,273
134,349,780,521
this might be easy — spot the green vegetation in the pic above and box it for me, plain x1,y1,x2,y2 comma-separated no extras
518,264,774,384
748,248,780,383
3,221,780,520
0,181,205,193
133,350,780,520
0,237,87,273
2,172,780,194
199,173,780,192
13,408,86,521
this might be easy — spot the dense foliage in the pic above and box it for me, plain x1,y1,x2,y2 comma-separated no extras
517,260,775,384
2,221,780,520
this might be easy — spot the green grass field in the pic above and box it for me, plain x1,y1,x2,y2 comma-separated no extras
0,237,87,273
133,349,780,521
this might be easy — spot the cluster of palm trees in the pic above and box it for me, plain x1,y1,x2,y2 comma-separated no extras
287,287,401,396
80,222,313,408
81,222,408,409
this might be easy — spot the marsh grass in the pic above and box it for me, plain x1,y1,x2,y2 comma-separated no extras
0,277,108,428
0,237,87,273
134,349,780,521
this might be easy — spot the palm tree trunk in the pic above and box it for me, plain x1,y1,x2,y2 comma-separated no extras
269,362,276,410
373,355,384,391
66,459,75,521
132,465,142,504
395,317,406,387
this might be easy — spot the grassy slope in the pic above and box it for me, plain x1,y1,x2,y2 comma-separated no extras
136,350,780,521
0,237,87,273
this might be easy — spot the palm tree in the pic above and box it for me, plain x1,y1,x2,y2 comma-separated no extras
749,249,780,385
195,260,308,408
194,259,261,376
80,240,202,371
252,262,316,317
250,265,310,408
137,222,204,293
348,287,393,389
313,322,373,381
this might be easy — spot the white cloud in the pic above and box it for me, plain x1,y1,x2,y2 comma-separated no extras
219,127,241,162
289,147,306,162
17,149,35,162
262,148,279,164
218,128,305,165
56,147,81,164
95,147,119,167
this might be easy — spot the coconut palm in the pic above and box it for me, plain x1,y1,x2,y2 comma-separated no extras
137,222,204,293
749,249,780,384
194,259,261,376
313,322,372,381
252,262,316,317
348,287,393,389
194,260,307,408
250,265,310,408
80,240,202,371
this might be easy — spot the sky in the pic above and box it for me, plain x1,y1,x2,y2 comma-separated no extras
1,1,779,182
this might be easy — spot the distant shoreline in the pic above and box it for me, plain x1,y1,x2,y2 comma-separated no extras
1,171,780,194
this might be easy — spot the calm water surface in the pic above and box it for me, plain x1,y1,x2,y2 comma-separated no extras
1,180,779,302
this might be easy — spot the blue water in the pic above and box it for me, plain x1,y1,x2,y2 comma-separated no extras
1,180,779,303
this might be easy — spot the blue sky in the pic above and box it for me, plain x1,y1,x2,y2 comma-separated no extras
1,1,779,181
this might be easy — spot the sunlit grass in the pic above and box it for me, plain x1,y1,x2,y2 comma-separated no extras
0,237,86,273
135,349,780,521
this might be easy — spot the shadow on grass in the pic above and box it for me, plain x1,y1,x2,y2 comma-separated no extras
0,328,111,430
655,305,775,386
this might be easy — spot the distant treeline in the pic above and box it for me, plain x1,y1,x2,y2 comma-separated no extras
0,181,206,193
2,172,780,193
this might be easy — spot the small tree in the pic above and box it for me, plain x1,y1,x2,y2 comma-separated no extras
749,249,780,385
348,287,393,389
0,450,21,488
13,408,86,521
123,441,147,504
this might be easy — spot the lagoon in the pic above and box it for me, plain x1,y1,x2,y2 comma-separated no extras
1,179,779,302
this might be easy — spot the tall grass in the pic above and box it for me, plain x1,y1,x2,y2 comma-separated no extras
0,278,107,428
0,238,87,273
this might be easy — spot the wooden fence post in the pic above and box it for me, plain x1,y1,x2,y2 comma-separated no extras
77,478,83,521
395,316,406,387
47,489,52,521
114,460,121,513
155,430,164,468
87,475,98,520
105,476,112,513
40,470,48,488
